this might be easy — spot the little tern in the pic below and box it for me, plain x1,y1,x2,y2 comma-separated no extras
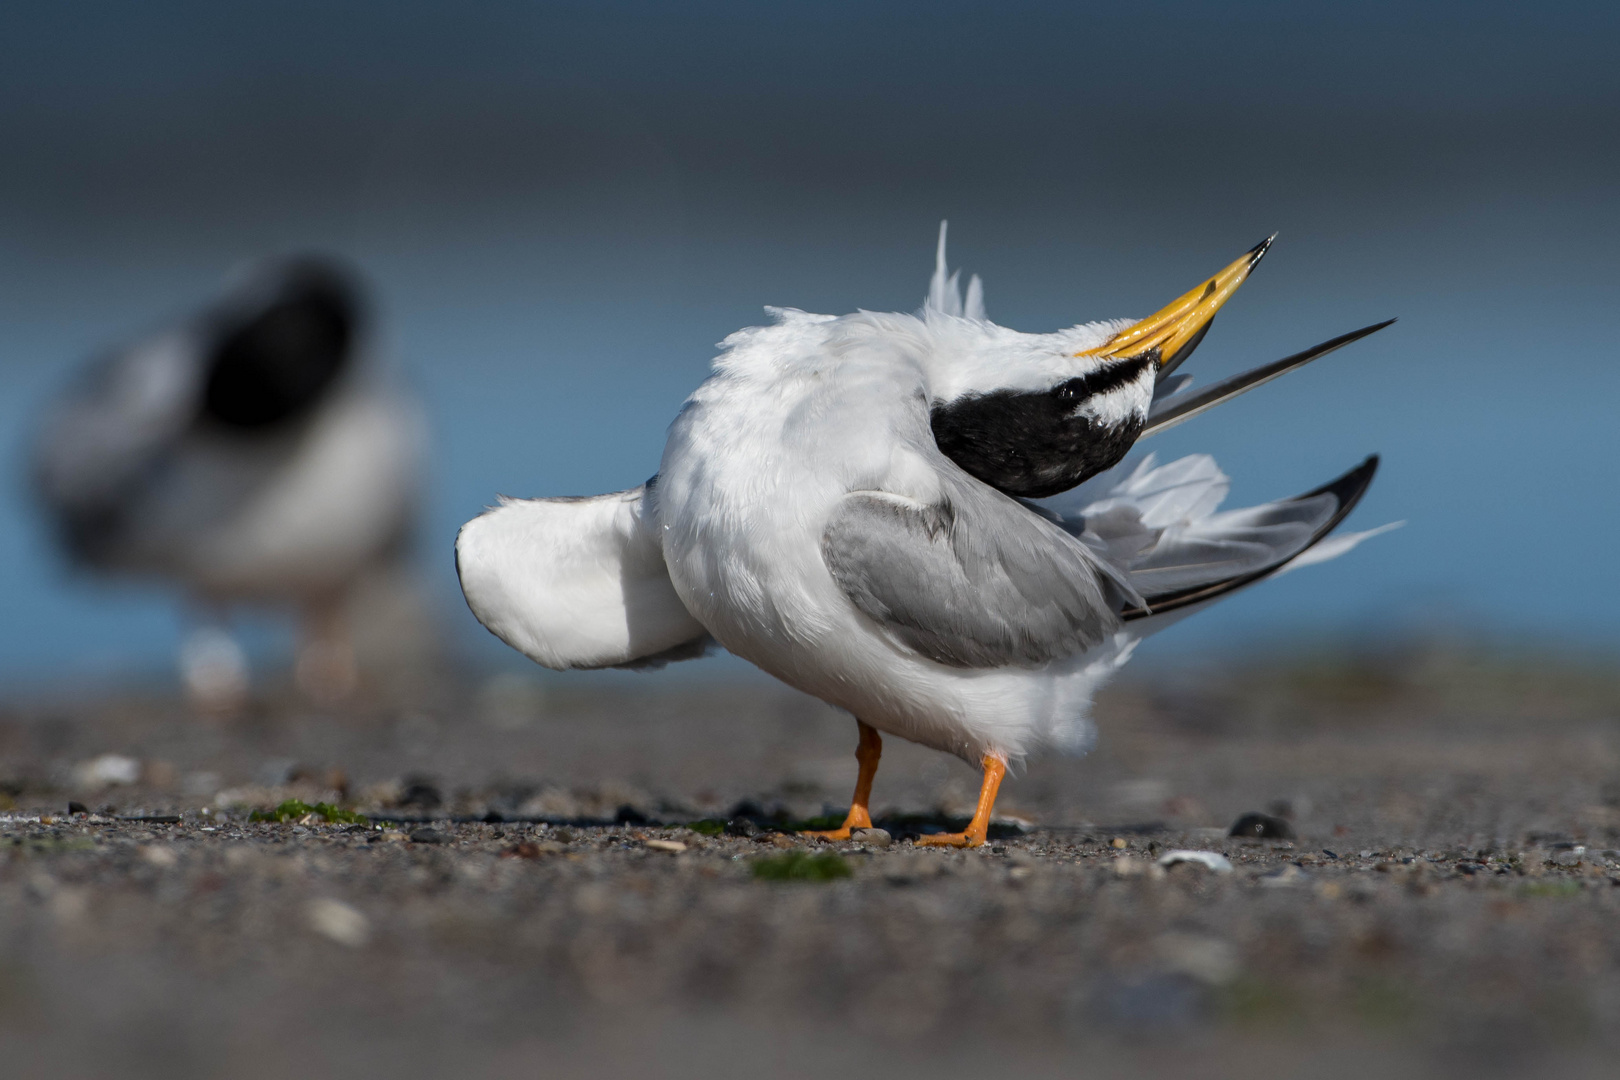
457,226,1393,846
32,257,425,705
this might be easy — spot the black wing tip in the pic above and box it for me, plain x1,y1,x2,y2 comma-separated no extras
1121,452,1383,621
1321,318,1397,352
1299,454,1379,513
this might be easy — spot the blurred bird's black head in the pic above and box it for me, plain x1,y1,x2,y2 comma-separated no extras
200,258,363,431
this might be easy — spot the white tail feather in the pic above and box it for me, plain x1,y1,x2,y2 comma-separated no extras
455,486,709,670
924,220,987,320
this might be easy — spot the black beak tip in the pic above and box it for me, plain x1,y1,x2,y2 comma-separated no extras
1246,233,1277,267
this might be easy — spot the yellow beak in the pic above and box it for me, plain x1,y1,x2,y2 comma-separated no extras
1079,235,1273,374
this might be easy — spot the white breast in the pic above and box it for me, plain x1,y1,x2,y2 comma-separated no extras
132,386,424,599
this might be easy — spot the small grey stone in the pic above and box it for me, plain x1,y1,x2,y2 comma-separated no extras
851,828,892,848
410,829,449,845
1257,864,1308,887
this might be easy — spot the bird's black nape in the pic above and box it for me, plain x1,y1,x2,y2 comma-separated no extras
930,356,1154,498
1119,454,1380,620
201,260,362,431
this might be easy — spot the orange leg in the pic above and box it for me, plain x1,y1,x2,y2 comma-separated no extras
802,720,882,841
915,754,1007,848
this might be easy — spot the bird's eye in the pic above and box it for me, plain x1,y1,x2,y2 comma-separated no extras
1056,380,1082,402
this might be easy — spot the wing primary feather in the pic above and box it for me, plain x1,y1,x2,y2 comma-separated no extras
1119,454,1380,619
1141,319,1396,437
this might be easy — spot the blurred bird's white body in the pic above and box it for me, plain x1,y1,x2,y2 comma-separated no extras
142,386,421,601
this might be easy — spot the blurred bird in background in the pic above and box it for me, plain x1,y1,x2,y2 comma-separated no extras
457,227,1395,845
31,257,426,709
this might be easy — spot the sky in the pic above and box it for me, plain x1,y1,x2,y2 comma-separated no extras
1,1,1617,686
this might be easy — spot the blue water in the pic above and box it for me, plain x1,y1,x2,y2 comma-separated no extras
2,1,1616,685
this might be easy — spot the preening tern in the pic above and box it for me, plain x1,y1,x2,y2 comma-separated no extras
457,227,1393,846
33,257,425,705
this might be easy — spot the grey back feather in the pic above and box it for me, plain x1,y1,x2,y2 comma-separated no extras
823,473,1120,669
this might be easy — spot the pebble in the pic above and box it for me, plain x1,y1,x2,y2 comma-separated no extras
139,845,178,869
1113,855,1158,878
410,829,448,845
306,898,370,948
72,754,141,788
398,779,443,810
1154,932,1240,985
851,828,892,848
1257,864,1308,887
884,855,948,884
1228,812,1294,840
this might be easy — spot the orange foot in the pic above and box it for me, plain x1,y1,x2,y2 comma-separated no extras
911,755,1006,850
800,720,882,842
802,822,862,842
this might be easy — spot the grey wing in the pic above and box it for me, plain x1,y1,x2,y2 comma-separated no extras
1039,454,1381,618
822,482,1121,669
1120,456,1379,616
31,331,205,559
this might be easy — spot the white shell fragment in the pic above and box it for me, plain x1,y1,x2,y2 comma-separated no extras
645,839,688,854
1156,849,1234,873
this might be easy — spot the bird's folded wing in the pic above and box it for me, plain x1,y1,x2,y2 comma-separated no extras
1125,495,1337,596
1037,452,1386,619
822,483,1120,669
1119,456,1381,617
456,485,711,670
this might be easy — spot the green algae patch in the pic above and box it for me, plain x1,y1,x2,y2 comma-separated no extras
751,850,851,882
684,820,726,837
251,800,368,825
1519,879,1583,899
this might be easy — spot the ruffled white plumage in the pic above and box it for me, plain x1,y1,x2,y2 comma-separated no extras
457,228,1391,765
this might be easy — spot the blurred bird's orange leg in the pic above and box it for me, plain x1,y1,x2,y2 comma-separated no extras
296,596,358,704
802,721,882,841
915,755,1007,848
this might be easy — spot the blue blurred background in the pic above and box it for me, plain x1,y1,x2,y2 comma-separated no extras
2,0,1617,687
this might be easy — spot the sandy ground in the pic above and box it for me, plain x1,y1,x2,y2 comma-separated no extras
3,644,1620,1078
